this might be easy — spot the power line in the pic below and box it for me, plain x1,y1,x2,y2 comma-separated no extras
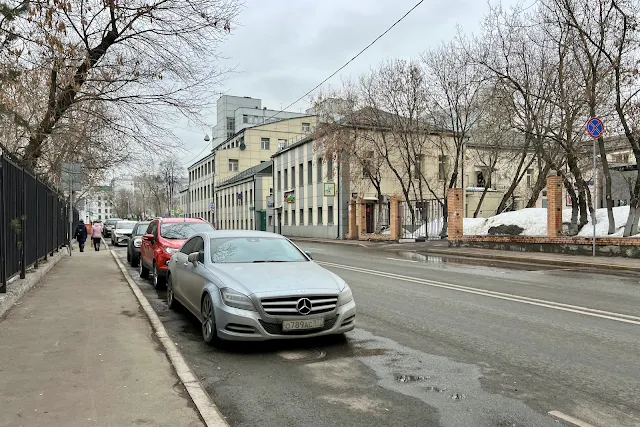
261,0,425,123
183,0,425,167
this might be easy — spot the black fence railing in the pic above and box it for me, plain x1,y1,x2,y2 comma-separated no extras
401,199,445,240
0,153,78,293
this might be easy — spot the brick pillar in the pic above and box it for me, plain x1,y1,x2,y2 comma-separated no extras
358,199,367,239
389,196,403,241
447,188,463,240
347,200,357,240
546,174,563,237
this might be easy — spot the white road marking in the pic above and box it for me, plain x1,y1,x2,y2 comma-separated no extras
110,251,229,427
548,410,597,427
317,261,640,326
386,257,418,263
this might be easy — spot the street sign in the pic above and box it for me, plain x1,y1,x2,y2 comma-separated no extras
587,117,604,139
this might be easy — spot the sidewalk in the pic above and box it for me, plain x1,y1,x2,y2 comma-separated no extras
0,248,204,427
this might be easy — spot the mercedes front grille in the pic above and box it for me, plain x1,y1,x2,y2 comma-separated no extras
260,295,338,316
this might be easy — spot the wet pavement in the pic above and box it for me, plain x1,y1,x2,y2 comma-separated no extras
112,243,640,427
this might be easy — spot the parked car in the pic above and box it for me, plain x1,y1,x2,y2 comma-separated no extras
166,230,356,343
103,218,123,238
111,220,137,246
127,221,151,267
139,217,215,289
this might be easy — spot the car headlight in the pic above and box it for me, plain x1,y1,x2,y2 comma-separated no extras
133,238,142,248
338,284,353,306
220,288,256,311
164,247,178,254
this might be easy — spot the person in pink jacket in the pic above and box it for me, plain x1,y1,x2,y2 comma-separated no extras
91,221,103,251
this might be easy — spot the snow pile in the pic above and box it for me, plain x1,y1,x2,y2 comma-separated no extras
464,206,637,237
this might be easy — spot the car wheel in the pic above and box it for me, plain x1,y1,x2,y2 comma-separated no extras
166,274,179,310
139,260,149,278
201,294,218,345
152,262,166,290
127,250,131,263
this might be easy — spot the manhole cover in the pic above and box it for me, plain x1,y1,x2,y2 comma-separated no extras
277,349,326,361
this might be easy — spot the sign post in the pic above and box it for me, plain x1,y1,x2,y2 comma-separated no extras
586,117,604,257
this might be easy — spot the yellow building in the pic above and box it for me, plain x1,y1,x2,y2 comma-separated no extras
213,116,317,183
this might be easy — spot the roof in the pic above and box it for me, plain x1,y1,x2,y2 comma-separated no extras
202,230,285,239
272,135,315,157
157,217,209,224
215,161,273,189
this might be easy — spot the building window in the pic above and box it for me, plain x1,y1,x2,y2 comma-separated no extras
284,169,288,190
526,168,533,187
243,114,248,124
327,157,333,180
278,139,287,150
277,171,281,191
299,163,304,187
250,189,253,202
308,208,313,225
300,209,304,225
292,210,296,226
261,138,270,150
328,206,334,224
317,158,323,182
284,210,289,225
307,160,312,184
229,159,239,172
98,208,101,213
302,122,311,132
291,166,295,188
98,215,102,220
318,207,323,225
227,117,235,131
438,155,448,181
414,154,424,178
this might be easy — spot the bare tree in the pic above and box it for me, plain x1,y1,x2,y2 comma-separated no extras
1,0,241,171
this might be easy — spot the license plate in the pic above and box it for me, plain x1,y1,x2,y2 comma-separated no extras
282,318,324,331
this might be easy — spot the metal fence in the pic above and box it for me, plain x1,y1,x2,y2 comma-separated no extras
0,153,77,293
401,199,445,240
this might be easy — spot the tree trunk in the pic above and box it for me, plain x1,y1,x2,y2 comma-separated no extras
561,174,580,236
525,163,553,208
596,138,615,234
623,172,640,236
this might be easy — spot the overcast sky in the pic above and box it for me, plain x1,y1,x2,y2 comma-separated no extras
173,0,523,170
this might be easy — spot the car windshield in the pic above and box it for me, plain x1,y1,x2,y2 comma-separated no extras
116,221,136,229
133,222,150,236
209,237,308,263
161,222,213,240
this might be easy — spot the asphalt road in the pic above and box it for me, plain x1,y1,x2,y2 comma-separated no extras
111,242,640,427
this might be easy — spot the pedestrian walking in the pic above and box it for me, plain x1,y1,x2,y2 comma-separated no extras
91,221,103,251
74,220,88,252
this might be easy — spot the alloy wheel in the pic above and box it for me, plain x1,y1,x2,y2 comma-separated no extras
202,296,214,342
167,276,174,306
153,265,158,288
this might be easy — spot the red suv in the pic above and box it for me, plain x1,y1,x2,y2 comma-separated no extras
139,218,215,289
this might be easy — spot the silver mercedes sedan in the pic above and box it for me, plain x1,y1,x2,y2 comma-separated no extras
166,230,356,343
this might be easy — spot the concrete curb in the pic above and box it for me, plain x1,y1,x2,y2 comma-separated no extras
109,250,229,427
420,248,640,273
0,248,69,319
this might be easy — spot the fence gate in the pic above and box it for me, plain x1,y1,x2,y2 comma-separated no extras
401,199,445,240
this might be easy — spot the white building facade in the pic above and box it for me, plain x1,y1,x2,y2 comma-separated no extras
271,136,349,239
187,152,215,223
214,162,273,231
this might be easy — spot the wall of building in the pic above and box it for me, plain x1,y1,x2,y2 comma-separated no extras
272,139,343,239
214,116,317,183
215,175,272,231
187,152,215,222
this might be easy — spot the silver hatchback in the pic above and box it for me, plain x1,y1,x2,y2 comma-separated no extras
166,230,356,343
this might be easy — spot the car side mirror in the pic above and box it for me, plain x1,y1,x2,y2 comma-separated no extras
188,252,203,265
142,233,154,242
305,251,313,260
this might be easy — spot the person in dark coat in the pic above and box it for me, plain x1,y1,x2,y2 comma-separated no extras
74,220,88,252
